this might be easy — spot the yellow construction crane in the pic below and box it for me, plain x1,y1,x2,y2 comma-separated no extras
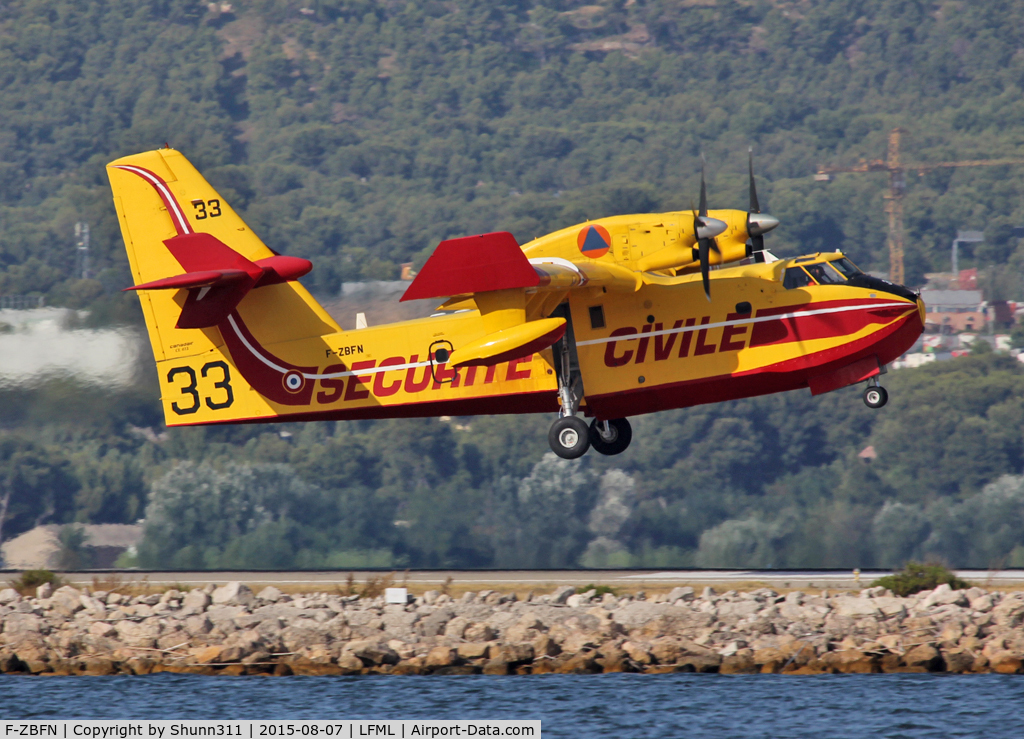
815,128,1024,284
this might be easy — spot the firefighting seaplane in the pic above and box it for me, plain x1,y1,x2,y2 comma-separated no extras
107,149,924,459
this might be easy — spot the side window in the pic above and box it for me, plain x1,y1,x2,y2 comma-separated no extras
783,266,813,290
804,263,845,285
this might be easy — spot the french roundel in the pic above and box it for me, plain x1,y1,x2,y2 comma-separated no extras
282,370,305,393
577,225,611,258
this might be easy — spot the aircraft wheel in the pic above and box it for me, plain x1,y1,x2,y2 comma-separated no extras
589,418,632,456
549,416,591,459
864,385,888,409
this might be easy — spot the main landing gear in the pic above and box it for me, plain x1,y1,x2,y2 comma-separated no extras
863,377,889,409
546,304,633,459
549,416,633,459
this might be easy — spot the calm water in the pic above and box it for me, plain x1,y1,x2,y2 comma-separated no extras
1,674,1021,738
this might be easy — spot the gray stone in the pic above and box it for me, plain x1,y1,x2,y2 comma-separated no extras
832,597,880,618
257,586,282,602
419,607,454,637
181,589,211,614
346,640,399,666
2,613,43,634
421,590,440,606
0,589,19,605
211,582,255,607
550,586,575,605
35,583,53,600
668,587,695,603
49,586,84,617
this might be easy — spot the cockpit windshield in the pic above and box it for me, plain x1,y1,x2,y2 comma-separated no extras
804,263,846,285
828,258,862,279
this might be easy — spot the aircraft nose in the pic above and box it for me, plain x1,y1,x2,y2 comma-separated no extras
917,296,926,327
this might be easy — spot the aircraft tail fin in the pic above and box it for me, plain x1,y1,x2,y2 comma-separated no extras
107,148,340,425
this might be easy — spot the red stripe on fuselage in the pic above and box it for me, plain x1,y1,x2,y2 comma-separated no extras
750,298,911,348
587,308,922,419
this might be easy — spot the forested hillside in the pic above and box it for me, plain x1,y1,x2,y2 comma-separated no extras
4,0,1024,570
3,0,1024,306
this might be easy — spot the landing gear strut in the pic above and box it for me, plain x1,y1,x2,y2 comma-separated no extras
548,307,590,459
863,377,888,409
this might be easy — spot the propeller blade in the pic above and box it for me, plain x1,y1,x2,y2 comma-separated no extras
699,166,708,217
699,237,711,301
748,148,760,214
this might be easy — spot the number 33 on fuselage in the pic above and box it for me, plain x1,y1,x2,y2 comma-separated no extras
108,149,924,459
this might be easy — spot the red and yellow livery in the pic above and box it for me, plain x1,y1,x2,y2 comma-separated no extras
108,149,924,458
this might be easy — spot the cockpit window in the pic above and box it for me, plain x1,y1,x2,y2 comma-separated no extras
783,266,812,289
828,258,862,279
804,263,846,285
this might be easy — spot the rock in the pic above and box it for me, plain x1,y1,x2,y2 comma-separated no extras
532,635,560,658
719,653,757,674
550,586,575,605
257,586,282,603
3,612,43,635
115,620,162,648
989,651,1023,674
347,641,399,666
421,590,439,606
88,622,117,638
337,653,364,672
464,623,495,642
822,649,878,674
969,594,994,612
649,637,684,665
443,616,470,639
942,649,974,673
902,644,943,671
36,583,53,600
457,643,491,660
419,607,454,637
211,582,254,607
49,586,84,617
554,652,600,674
832,597,879,618
425,647,458,669
920,584,967,608
482,658,509,675
0,589,19,605
496,644,534,665
668,587,695,603
181,589,211,614
701,587,715,599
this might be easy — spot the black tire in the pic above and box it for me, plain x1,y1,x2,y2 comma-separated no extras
589,418,633,456
864,385,888,409
548,416,591,459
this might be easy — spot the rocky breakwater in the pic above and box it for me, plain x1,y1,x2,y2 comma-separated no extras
1,581,1023,676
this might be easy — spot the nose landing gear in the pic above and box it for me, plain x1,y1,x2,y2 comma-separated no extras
863,378,888,409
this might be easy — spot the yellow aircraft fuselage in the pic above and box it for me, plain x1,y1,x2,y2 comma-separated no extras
107,149,924,444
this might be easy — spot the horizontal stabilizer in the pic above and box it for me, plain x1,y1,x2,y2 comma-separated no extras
401,231,539,301
126,269,249,292
125,233,314,329
450,317,566,368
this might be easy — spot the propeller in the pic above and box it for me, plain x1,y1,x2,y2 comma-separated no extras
746,149,779,263
693,165,726,301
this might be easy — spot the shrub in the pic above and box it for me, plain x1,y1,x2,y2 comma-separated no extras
9,569,63,596
871,562,970,596
576,583,617,597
